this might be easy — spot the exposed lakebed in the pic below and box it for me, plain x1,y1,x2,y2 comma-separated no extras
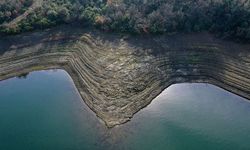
0,70,250,150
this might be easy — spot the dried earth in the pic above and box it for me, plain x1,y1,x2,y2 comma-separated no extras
0,25,249,127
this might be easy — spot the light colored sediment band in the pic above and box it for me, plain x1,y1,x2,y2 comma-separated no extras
0,28,249,127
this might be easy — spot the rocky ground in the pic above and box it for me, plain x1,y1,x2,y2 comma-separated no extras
0,25,249,127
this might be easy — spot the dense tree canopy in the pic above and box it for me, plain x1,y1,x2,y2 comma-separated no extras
1,0,250,41
0,0,33,24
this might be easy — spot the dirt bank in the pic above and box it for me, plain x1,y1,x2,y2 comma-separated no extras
0,26,249,127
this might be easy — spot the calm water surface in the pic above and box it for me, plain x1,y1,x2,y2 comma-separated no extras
0,70,250,150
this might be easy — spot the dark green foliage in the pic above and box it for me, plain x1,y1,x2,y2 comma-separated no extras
0,0,33,24
1,0,250,41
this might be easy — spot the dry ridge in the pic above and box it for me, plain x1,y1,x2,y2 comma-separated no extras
0,27,250,127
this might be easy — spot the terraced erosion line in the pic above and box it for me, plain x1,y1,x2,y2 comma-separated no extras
0,27,250,127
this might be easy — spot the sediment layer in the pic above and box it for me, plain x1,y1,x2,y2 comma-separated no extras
0,26,249,127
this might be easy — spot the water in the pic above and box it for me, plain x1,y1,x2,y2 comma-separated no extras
0,70,250,150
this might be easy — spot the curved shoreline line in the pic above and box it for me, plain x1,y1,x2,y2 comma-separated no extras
0,31,249,127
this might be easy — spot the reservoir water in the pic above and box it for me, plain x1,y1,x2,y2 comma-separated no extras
0,70,250,150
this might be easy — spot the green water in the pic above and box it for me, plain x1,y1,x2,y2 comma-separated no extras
0,70,250,150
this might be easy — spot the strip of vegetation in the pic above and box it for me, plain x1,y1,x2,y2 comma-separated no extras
1,0,250,42
0,0,33,24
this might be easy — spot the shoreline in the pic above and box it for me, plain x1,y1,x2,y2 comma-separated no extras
0,26,249,127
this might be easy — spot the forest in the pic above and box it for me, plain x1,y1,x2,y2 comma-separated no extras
1,0,250,41
0,0,33,24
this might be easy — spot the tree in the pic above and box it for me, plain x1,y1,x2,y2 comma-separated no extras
58,7,70,22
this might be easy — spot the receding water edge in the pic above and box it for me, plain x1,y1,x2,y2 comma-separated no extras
0,69,250,150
